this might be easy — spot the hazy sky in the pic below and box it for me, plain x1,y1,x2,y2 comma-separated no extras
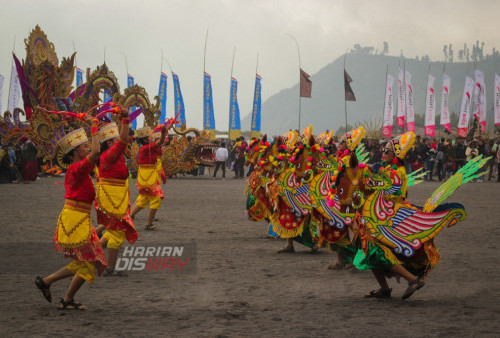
0,0,498,130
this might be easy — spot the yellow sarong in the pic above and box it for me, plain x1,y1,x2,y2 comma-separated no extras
137,164,159,188
56,200,92,248
96,178,129,218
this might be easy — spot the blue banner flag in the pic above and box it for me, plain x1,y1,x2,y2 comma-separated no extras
127,74,134,88
251,74,262,138
103,90,112,103
127,74,138,129
103,89,113,121
229,77,241,140
172,72,186,128
203,72,215,130
76,68,83,87
158,72,167,124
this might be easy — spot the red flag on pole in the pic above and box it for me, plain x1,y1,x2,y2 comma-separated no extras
300,68,312,98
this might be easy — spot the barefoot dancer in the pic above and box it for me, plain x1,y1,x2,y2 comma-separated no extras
95,110,138,276
35,117,107,310
130,124,168,230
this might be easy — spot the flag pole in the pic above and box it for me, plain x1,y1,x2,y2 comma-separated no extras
161,49,163,73
203,28,209,129
7,35,15,111
229,46,236,134
72,41,77,68
255,53,259,75
287,34,301,131
444,61,450,133
382,64,388,135
344,52,348,132
122,53,129,78
162,57,173,73
403,61,407,133
203,28,209,74
424,63,430,119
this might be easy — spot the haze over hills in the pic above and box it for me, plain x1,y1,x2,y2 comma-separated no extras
241,50,500,136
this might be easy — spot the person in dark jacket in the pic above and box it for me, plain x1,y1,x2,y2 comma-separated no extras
453,136,467,173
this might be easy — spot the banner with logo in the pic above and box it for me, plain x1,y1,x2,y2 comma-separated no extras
473,69,486,132
457,76,475,137
228,77,241,140
382,74,394,137
397,68,405,128
424,74,436,137
172,72,186,128
76,67,84,87
250,74,262,139
0,74,4,114
203,72,215,131
440,73,451,132
127,74,138,129
8,65,21,113
405,71,415,132
158,72,167,124
495,73,500,127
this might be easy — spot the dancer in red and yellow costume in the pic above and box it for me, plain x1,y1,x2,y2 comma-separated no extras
95,109,138,276
35,116,107,310
130,125,169,230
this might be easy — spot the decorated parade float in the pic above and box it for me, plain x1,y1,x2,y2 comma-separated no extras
0,26,219,176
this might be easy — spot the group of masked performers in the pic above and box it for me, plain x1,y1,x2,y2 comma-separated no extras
246,126,479,299
35,108,169,309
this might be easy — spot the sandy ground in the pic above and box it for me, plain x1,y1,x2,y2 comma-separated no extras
0,172,499,337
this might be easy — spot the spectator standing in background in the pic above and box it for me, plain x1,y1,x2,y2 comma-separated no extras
453,136,467,173
20,136,39,183
213,141,229,179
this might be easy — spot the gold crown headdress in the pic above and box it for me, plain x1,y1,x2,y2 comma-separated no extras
135,126,152,139
58,128,88,155
343,126,365,151
98,122,119,143
389,131,416,159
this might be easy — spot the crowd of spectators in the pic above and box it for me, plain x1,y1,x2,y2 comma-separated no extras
363,134,500,182
3,133,500,184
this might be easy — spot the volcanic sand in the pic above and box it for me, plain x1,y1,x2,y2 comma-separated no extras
0,174,499,337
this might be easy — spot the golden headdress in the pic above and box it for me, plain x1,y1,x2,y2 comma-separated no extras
343,126,365,151
284,130,299,148
98,122,119,143
388,131,416,159
58,128,88,155
302,125,313,140
150,131,162,143
135,126,152,139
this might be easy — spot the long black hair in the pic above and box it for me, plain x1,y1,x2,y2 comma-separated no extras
137,137,149,146
61,148,76,165
96,140,112,167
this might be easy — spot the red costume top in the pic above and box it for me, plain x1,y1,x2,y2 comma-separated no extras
136,142,165,198
95,138,137,244
65,157,95,203
238,142,248,158
55,156,107,275
138,143,161,164
98,139,128,180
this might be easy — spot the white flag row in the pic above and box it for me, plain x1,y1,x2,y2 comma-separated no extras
383,69,500,137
